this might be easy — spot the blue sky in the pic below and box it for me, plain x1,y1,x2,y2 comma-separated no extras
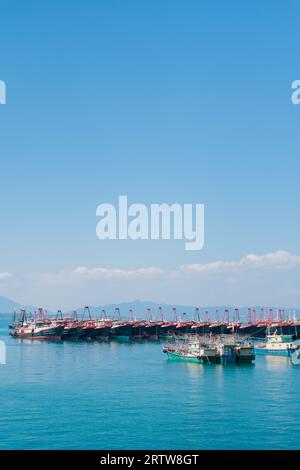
0,1,300,309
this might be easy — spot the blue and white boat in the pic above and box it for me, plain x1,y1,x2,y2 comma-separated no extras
255,332,300,356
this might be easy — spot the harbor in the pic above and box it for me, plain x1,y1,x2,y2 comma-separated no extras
1,312,300,450
9,306,300,370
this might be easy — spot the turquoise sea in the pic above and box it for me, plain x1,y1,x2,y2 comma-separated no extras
0,314,299,450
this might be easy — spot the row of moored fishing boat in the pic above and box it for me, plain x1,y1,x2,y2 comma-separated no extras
9,307,300,341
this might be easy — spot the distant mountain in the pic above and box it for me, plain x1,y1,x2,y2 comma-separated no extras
1,297,299,321
0,296,36,314
68,301,300,322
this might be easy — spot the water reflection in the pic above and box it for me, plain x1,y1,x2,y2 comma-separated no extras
262,355,291,370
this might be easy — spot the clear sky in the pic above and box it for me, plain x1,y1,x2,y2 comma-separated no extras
0,1,300,310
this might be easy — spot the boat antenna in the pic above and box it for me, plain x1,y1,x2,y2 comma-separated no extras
128,309,134,321
224,309,229,323
20,308,27,326
113,307,121,321
234,308,240,323
56,310,63,320
205,310,211,323
172,307,178,322
147,308,152,321
72,310,78,321
82,306,92,321
269,308,273,322
157,306,163,321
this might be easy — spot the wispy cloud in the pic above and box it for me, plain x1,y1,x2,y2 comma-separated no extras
41,250,300,284
0,272,12,281
42,266,164,285
1,251,300,310
181,251,300,274
72,266,164,279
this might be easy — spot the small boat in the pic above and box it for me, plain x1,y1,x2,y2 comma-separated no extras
163,346,204,363
163,334,255,365
255,331,300,356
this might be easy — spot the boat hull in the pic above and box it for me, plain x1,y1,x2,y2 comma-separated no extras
93,326,111,341
166,350,203,363
144,323,161,339
10,325,64,340
62,326,82,339
254,348,292,356
79,327,96,339
111,324,133,339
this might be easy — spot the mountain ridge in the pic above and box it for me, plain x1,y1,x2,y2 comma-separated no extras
0,296,299,321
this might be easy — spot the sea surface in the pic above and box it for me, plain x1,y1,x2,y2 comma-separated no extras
0,314,299,450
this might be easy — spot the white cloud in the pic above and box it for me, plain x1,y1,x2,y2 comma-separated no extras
42,266,164,285
181,251,300,274
0,272,12,280
2,251,300,310
40,250,300,285
72,266,164,279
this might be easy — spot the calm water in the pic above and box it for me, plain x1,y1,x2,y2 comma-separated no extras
0,314,300,450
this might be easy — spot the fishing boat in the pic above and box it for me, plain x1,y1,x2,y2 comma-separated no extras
163,346,204,363
93,319,112,340
163,334,255,365
163,337,218,364
110,308,133,339
130,320,146,339
10,310,64,340
93,310,112,340
160,321,178,337
78,306,96,339
143,321,162,339
125,309,147,339
141,307,164,339
111,321,133,339
11,322,64,340
53,310,82,340
208,309,229,334
255,330,300,356
62,321,82,339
